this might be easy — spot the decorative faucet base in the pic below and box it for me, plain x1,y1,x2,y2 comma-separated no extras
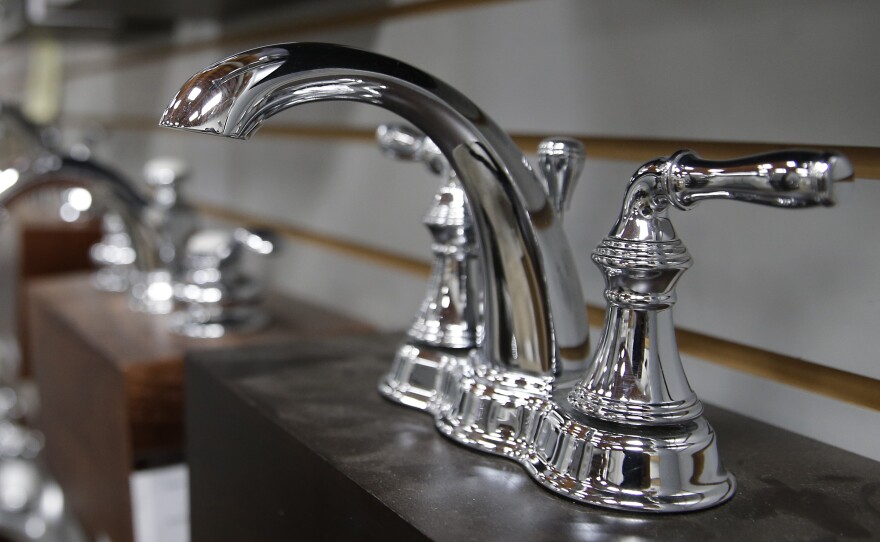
522,394,735,513
378,344,455,411
380,356,736,512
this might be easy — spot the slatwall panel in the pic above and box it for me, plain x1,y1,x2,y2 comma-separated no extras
10,0,878,458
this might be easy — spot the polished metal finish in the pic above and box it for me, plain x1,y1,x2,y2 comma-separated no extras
90,213,135,292
0,105,181,313
552,149,851,511
157,41,595,506
129,156,200,314
142,156,199,276
170,227,277,338
376,124,481,410
434,364,735,512
571,149,852,424
159,42,591,379
0,107,205,314
537,137,584,215
158,43,851,513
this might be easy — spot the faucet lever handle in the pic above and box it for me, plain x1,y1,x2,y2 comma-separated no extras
376,123,448,176
666,149,853,210
537,137,585,215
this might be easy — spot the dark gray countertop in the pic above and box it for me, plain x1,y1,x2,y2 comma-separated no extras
186,332,880,541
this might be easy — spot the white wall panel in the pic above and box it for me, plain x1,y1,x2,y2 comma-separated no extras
683,353,880,461
267,241,427,331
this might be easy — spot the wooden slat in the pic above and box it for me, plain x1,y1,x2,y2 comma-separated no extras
194,202,431,277
64,114,880,180
675,328,880,412
197,202,880,413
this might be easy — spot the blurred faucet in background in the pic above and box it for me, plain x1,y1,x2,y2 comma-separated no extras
0,103,198,315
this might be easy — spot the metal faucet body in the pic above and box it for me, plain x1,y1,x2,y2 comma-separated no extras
159,42,591,380
0,155,160,274
0,106,179,313
159,42,852,513
170,227,277,338
374,123,482,410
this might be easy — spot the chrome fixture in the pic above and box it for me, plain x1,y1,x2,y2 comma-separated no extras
0,104,178,314
571,150,848,425
376,123,482,410
90,212,135,293
170,227,277,338
142,156,198,275
159,42,591,378
528,149,850,512
376,123,585,411
128,157,200,314
158,43,850,512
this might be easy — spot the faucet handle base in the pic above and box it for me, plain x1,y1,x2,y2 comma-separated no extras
379,343,463,411
526,401,736,512
128,270,175,315
424,358,734,512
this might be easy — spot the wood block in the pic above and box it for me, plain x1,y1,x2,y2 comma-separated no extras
17,220,102,374
27,272,373,542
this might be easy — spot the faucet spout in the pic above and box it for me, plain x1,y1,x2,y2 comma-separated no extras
0,107,159,273
160,42,589,377
1,157,160,273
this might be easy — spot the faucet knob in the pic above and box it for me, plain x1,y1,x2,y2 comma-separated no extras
141,156,200,278
143,156,189,209
375,123,478,349
170,227,278,338
537,137,585,215
408,175,479,348
376,123,447,176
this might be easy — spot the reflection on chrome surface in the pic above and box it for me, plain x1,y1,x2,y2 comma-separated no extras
159,42,591,379
160,43,852,512
375,124,481,410
169,227,277,338
0,104,184,314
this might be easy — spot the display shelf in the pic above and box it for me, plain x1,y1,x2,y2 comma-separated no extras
186,332,880,541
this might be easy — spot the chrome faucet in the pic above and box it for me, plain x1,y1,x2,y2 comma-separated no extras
159,43,851,513
571,150,849,426
531,149,851,512
141,156,199,276
0,104,172,313
159,42,591,381
375,123,585,411
90,212,136,293
170,227,277,338
129,156,201,313
375,123,482,410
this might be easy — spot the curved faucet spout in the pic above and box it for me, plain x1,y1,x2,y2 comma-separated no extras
0,151,159,272
160,42,590,378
